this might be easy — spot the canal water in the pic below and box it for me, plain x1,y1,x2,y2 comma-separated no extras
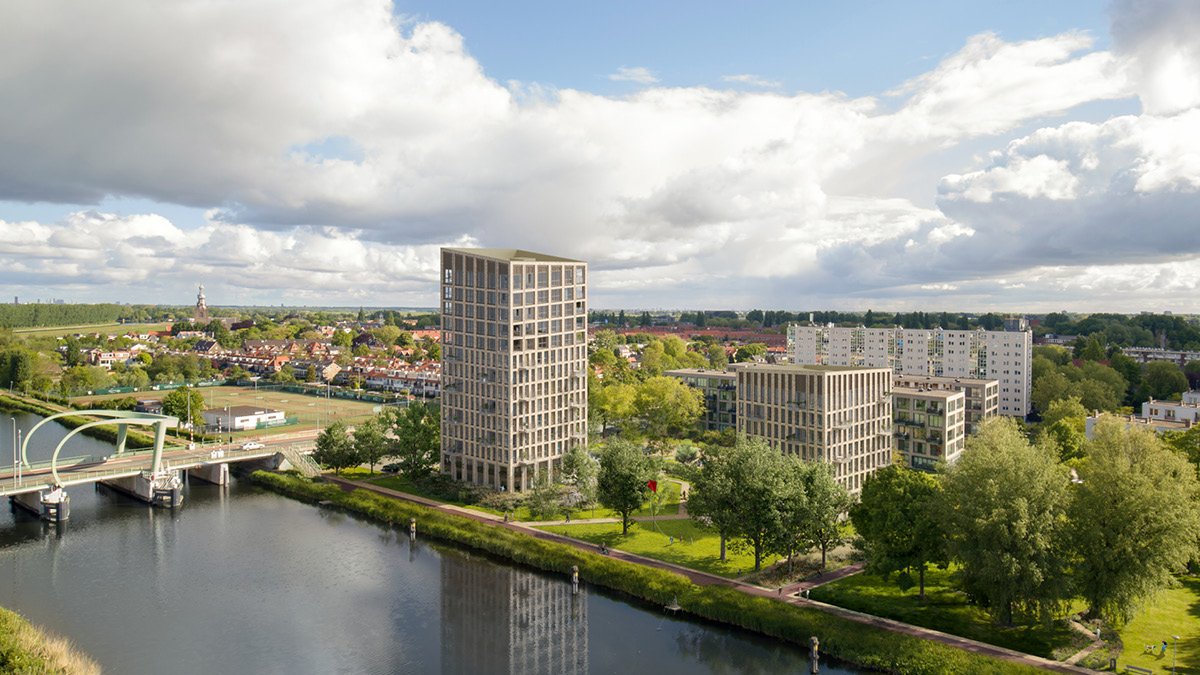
0,412,865,675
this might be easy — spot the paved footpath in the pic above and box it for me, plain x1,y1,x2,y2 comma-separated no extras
326,475,1094,675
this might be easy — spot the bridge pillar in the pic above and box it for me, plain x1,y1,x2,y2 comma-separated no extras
9,488,70,522
101,470,184,507
189,462,229,485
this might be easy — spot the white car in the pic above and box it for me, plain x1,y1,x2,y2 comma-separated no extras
241,441,265,450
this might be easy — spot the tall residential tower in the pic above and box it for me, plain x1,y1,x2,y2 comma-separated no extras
439,248,588,491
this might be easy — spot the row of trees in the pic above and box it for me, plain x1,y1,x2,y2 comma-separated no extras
589,375,704,450
685,437,851,572
312,403,440,480
852,417,1200,625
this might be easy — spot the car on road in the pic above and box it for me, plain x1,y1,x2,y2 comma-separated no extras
241,441,265,450
383,462,402,473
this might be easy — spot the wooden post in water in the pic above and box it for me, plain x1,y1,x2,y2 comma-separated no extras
409,517,416,540
809,636,820,674
571,565,579,595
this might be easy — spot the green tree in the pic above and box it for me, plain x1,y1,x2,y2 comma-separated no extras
332,330,353,348
304,365,317,383
589,380,637,432
687,444,740,561
271,364,297,383
162,385,206,427
313,421,358,475
561,445,599,513
382,402,440,481
1162,425,1200,479
632,376,704,452
938,417,1072,625
1143,361,1189,400
1071,418,1200,622
525,471,563,520
707,343,728,370
1031,370,1072,414
597,438,652,535
352,417,389,475
1080,337,1106,362
592,330,619,353
851,465,947,599
720,437,793,571
798,461,853,570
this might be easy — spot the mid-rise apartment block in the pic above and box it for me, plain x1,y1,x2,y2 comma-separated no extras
735,364,892,495
788,324,1032,418
892,387,966,471
664,368,737,431
440,248,588,491
892,375,999,435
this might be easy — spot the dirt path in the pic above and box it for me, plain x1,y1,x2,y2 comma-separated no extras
326,475,1094,675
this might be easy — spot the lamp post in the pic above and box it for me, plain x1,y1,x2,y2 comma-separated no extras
1172,635,1180,674
10,418,15,487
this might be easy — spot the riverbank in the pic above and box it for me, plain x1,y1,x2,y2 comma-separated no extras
0,393,156,450
0,606,100,675
251,470,1063,675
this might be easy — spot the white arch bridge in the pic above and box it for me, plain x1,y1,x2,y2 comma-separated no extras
2,410,319,521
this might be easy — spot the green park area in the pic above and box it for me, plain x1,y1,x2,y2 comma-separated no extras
809,565,1084,659
539,517,760,579
1111,576,1200,674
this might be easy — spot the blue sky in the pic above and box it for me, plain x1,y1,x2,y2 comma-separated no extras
0,0,1198,312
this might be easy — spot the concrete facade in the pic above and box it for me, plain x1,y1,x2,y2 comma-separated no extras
735,364,892,495
892,374,999,435
892,387,966,472
439,248,588,491
788,325,1032,418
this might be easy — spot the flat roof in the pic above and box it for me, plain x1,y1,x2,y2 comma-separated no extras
442,248,583,263
735,363,890,374
665,368,735,378
893,386,963,399
893,374,997,386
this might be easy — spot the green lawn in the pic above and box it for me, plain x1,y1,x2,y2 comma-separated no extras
13,321,173,337
537,518,761,578
808,565,1083,659
1113,576,1200,674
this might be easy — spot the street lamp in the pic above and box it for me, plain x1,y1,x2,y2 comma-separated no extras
1172,635,1180,674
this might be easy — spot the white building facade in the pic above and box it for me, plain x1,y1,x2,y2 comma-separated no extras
789,324,1032,417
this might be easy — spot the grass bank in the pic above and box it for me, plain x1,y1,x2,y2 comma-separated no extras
538,519,759,578
0,606,100,675
0,394,157,450
250,470,1051,675
809,565,1082,659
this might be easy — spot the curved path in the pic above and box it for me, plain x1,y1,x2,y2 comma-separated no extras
326,475,1094,675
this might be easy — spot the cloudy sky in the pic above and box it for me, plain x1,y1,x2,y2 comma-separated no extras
1,0,1197,313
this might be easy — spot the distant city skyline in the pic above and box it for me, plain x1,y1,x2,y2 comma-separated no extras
1,1,1197,312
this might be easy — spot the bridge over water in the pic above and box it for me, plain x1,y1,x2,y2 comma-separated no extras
3,410,319,521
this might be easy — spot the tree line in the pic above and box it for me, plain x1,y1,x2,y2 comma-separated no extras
851,417,1200,626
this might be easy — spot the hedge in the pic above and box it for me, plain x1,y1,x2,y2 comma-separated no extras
249,471,1054,675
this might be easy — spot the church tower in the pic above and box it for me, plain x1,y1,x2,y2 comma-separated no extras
194,284,210,324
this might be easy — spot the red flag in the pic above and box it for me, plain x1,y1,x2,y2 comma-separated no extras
647,479,657,493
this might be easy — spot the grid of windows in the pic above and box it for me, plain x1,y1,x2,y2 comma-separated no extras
440,249,588,491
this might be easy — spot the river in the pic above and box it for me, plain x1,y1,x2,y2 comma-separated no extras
0,411,865,674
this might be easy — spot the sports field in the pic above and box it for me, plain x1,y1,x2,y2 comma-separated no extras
13,322,173,338
75,384,384,429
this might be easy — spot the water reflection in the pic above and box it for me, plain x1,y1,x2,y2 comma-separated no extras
441,547,587,675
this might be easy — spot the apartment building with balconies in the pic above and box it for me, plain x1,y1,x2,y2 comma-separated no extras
439,248,588,491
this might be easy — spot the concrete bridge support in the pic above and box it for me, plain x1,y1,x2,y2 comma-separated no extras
10,487,70,522
188,462,229,486
101,470,184,507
